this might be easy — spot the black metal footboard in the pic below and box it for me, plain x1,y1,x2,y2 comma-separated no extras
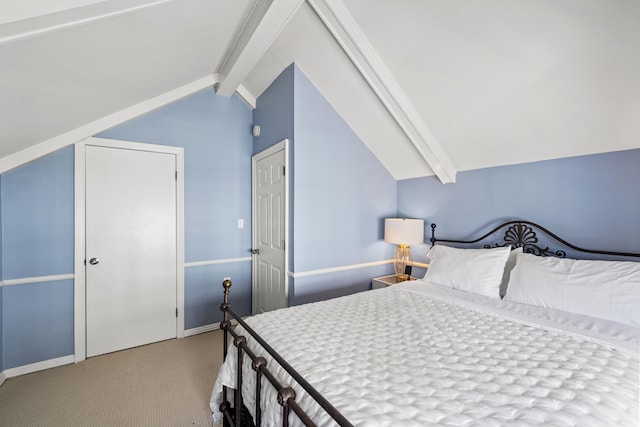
219,279,353,427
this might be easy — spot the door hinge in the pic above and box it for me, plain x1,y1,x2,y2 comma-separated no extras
176,308,178,318
282,165,285,176
175,171,178,180
282,240,285,250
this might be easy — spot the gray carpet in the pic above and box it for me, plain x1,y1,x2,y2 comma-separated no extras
0,330,225,426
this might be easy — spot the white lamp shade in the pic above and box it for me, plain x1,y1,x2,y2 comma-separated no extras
384,218,424,245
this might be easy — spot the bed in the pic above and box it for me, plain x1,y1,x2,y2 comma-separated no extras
210,220,640,426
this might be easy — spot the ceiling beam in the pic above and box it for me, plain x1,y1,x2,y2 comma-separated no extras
216,0,304,97
235,84,257,109
0,75,218,174
0,0,177,46
307,0,457,183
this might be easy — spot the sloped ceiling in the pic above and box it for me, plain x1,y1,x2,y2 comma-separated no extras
1,0,639,181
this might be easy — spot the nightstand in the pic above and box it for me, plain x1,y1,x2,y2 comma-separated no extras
372,274,417,290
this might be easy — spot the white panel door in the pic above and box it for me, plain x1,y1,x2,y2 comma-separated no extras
253,147,286,314
85,145,177,357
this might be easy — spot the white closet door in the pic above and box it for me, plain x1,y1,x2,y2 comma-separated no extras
85,145,177,357
253,147,287,314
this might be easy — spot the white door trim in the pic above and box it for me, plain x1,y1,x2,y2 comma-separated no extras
251,139,289,314
74,137,184,362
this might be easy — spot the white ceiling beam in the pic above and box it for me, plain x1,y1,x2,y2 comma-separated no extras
235,84,257,109
307,0,457,184
216,0,304,97
0,74,218,174
0,0,178,46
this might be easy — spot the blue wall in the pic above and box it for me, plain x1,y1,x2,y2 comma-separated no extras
3,280,74,368
252,65,297,273
253,64,397,305
98,88,254,327
398,148,640,276
0,88,253,370
2,148,74,279
252,65,295,156
291,66,396,304
1,147,75,369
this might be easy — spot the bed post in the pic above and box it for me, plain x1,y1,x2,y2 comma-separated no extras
430,223,437,247
219,279,232,426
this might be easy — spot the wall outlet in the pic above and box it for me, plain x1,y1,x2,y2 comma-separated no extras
223,276,231,281
238,219,244,229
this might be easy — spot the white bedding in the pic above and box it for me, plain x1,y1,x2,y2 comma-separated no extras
211,280,639,426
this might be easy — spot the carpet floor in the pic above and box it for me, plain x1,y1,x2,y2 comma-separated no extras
0,330,224,427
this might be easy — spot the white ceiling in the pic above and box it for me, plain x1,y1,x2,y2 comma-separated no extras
0,0,108,25
1,0,638,181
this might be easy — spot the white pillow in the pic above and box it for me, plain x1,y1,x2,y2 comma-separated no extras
501,247,523,298
504,252,640,327
424,245,512,299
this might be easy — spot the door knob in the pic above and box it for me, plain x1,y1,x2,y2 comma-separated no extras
89,258,100,265
251,249,260,255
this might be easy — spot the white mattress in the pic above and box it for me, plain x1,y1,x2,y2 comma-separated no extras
211,280,640,426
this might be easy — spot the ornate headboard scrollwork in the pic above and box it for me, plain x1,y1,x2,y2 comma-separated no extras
430,220,640,259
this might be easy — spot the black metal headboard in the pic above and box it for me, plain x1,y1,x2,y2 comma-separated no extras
430,220,640,259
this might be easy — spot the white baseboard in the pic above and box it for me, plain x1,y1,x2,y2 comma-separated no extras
184,319,240,337
3,354,75,380
0,371,6,386
184,323,220,337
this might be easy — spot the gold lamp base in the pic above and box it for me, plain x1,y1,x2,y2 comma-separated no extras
394,244,412,281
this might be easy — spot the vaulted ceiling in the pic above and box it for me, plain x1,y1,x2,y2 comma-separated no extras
1,0,638,181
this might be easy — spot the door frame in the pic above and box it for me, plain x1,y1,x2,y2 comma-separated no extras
251,139,289,314
74,137,184,362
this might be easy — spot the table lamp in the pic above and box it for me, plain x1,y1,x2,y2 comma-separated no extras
384,218,424,280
